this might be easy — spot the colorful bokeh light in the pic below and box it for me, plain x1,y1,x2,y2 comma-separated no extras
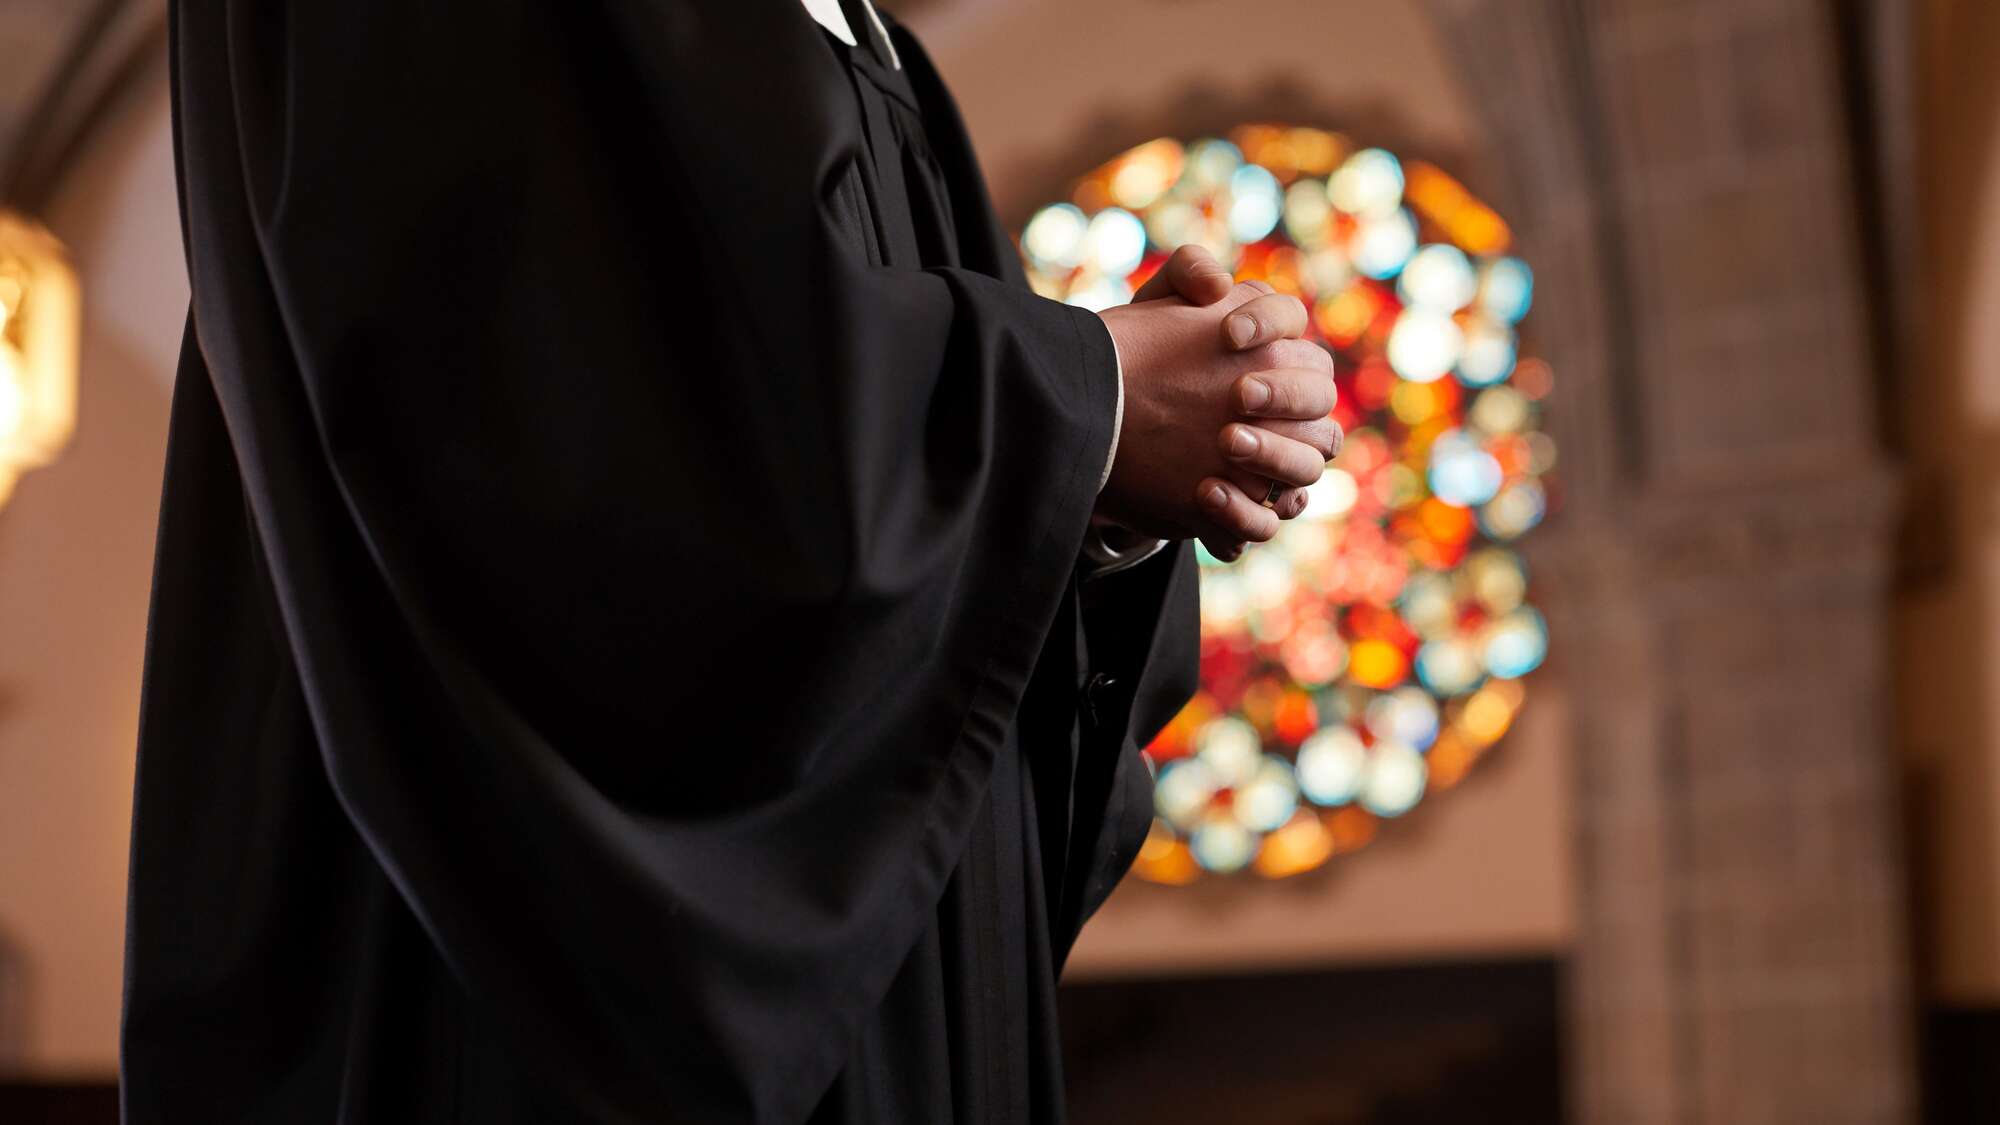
1021,126,1556,881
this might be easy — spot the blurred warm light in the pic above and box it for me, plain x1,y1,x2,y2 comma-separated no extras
1348,638,1409,689
1459,679,1525,747
1326,806,1378,855
1253,810,1335,878
1425,729,1477,790
1024,129,1554,882
0,210,80,509
1132,821,1202,885
1403,161,1511,255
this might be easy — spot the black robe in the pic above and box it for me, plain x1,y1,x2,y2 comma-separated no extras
123,2,1198,1122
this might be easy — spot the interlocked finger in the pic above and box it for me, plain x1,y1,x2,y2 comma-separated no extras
1230,466,1309,514
1222,292,1308,350
1219,423,1330,487
1132,243,1235,305
1195,477,1281,543
1235,367,1336,420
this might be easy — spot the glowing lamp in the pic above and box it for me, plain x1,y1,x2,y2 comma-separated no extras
0,209,80,508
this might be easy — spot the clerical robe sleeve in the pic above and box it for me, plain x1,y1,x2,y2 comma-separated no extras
168,2,1120,1121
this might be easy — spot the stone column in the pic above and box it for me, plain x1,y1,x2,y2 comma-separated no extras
1423,0,1917,1121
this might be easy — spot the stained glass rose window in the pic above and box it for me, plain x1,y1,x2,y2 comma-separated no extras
1019,126,1556,882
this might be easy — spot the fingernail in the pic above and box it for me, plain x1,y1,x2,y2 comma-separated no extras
1240,377,1271,412
1226,426,1258,457
1227,315,1256,348
1202,482,1228,509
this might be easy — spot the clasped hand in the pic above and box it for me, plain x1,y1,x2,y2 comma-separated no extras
1095,246,1344,561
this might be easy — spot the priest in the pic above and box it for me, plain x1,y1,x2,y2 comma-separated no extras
123,1,1341,1122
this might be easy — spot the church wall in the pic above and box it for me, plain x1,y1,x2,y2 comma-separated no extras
0,60,180,1075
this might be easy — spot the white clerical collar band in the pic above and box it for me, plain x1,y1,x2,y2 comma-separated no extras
800,0,901,69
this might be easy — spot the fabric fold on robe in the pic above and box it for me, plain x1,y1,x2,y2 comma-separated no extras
126,2,1197,1122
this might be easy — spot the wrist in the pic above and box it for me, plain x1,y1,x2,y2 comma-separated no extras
1088,513,1149,548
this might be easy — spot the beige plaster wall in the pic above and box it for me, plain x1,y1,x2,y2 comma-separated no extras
0,60,182,1075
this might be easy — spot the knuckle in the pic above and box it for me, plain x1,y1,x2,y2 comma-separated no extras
1269,340,1313,368
1306,422,1336,460
1253,304,1308,341
1287,448,1322,484
1232,375,1258,412
1253,417,1299,443
1304,380,1336,416
1269,377,1300,414
1277,339,1332,371
1263,372,1327,418
1247,342,1288,370
1293,373,1334,413
1280,417,1319,443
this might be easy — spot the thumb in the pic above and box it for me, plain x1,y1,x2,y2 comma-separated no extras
1132,243,1233,305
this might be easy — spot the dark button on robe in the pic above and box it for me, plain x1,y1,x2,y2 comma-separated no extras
124,1,1198,1122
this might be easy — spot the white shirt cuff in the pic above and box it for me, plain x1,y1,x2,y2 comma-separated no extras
1081,525,1170,576
1097,333,1125,493
1086,327,1167,576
